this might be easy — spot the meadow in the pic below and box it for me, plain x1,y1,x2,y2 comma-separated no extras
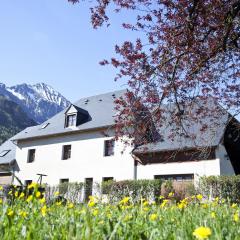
0,183,239,240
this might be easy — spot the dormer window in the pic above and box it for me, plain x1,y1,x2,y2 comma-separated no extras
64,104,90,128
66,114,77,127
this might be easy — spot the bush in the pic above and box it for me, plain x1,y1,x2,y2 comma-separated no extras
199,175,240,203
101,179,162,202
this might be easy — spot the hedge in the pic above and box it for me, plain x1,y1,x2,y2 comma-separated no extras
101,179,162,202
199,175,240,203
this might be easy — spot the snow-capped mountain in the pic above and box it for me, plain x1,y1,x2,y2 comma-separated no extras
0,82,70,123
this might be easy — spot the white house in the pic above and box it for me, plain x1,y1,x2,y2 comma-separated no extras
0,89,239,187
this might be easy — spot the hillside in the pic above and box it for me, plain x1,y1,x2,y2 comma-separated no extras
0,95,36,144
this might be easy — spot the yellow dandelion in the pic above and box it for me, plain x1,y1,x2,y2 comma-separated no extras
26,195,33,203
196,194,203,201
124,215,132,221
160,199,169,208
7,209,14,217
54,191,59,197
211,212,216,219
143,200,149,206
19,192,25,199
56,201,62,206
35,191,41,198
168,192,174,197
14,191,18,198
68,203,74,209
41,205,47,217
27,182,37,189
119,197,130,205
232,203,237,208
39,197,46,204
88,201,95,208
149,213,157,221
233,212,239,222
193,226,212,240
19,210,28,218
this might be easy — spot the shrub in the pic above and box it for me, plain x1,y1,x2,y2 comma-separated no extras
199,175,240,203
101,179,162,202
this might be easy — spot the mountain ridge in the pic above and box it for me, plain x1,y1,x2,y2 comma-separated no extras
0,82,71,123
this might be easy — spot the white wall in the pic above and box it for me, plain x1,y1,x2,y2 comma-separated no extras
14,130,135,185
14,129,234,186
136,158,221,181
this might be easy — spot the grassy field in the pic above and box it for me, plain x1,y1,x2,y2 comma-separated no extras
0,183,239,240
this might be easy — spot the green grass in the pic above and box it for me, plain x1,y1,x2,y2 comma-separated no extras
0,186,240,240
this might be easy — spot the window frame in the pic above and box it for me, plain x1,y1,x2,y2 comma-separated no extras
104,139,115,157
27,149,36,163
62,145,72,160
65,114,77,127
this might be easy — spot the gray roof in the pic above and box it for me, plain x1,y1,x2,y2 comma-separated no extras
0,138,16,165
13,89,127,141
134,99,230,153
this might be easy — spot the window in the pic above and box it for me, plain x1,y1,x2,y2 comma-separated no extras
65,114,77,127
41,123,50,129
102,177,114,182
104,140,115,156
25,180,32,186
27,149,36,163
62,145,71,160
60,178,69,184
0,150,10,157
154,174,194,182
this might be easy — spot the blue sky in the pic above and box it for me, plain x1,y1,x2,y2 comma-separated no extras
0,0,139,102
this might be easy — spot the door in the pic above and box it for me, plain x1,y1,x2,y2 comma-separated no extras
84,178,93,202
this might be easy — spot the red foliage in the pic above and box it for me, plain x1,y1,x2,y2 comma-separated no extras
68,0,240,146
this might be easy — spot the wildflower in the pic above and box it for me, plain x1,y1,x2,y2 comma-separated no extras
193,226,212,240
160,199,169,208
143,200,149,206
93,209,98,216
14,191,18,197
7,209,14,217
0,186,3,191
41,205,47,217
233,212,239,222
201,203,209,209
39,197,46,204
119,197,130,205
168,192,174,197
68,203,74,209
149,213,157,221
124,215,132,221
231,203,237,208
19,192,25,199
211,212,216,219
159,195,164,200
54,191,59,197
27,182,37,190
36,191,41,198
26,195,33,203
88,201,95,208
196,194,203,201
56,201,62,206
19,211,27,218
